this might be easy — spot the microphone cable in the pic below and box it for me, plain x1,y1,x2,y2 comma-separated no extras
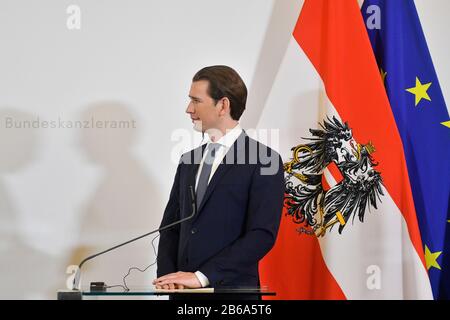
105,233,160,292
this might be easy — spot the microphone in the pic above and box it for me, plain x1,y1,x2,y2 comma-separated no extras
72,185,196,291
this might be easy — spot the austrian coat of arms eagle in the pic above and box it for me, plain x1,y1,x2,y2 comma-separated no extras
284,116,384,237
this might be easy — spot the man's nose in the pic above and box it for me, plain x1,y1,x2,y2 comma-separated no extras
186,102,194,114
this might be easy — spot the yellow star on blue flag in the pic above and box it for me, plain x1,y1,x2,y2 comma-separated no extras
424,245,442,271
406,77,432,106
380,68,387,83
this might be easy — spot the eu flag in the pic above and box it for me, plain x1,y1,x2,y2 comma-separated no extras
362,0,450,299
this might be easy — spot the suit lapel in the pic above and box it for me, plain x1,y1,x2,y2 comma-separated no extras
196,131,247,215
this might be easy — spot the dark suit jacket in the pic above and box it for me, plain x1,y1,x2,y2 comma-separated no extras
157,131,285,289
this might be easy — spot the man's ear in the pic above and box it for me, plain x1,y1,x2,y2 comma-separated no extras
219,97,231,117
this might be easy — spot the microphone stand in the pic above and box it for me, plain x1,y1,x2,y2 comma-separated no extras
72,186,196,291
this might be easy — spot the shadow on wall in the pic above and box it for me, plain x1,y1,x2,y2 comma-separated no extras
242,0,304,129
0,108,62,299
68,102,164,292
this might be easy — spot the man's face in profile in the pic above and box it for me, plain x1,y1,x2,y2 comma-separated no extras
186,80,221,133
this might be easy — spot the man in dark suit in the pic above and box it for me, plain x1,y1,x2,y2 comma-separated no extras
153,66,284,298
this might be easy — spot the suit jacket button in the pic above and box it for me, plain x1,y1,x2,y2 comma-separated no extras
191,228,197,234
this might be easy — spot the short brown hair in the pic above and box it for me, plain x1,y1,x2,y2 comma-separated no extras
192,65,247,121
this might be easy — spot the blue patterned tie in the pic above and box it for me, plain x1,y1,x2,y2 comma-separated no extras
196,143,220,206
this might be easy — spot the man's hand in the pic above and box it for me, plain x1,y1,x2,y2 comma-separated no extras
153,272,202,289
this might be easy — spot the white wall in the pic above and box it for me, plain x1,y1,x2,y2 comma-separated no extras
0,0,448,299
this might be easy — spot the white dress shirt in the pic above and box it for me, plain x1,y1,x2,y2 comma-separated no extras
194,124,243,287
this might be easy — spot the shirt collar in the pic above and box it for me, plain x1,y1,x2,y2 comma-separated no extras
207,124,243,149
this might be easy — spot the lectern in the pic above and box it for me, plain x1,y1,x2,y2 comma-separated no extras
57,287,275,300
